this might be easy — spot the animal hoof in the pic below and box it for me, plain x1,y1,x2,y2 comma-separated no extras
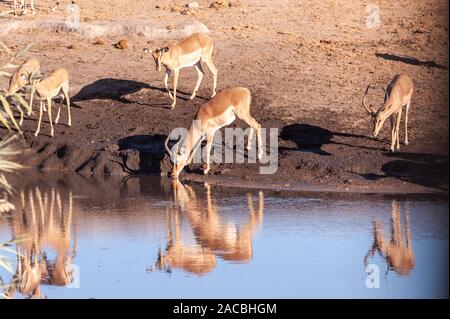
203,169,210,175
34,132,39,137
190,94,196,100
211,92,216,98
405,141,409,145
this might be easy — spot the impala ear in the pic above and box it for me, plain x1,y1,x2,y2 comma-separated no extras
161,47,169,53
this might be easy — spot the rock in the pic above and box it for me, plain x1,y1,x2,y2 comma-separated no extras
92,39,105,45
186,2,199,9
115,39,128,49
210,0,239,9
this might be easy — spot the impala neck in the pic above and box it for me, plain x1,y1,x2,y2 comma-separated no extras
182,121,204,164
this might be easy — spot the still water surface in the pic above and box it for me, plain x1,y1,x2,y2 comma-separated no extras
0,173,448,298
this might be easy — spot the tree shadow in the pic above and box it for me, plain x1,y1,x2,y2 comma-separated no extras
117,134,166,175
375,53,448,70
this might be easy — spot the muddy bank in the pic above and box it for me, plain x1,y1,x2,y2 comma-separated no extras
9,88,448,195
1,0,448,195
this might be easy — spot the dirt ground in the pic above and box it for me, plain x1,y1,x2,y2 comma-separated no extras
0,0,448,194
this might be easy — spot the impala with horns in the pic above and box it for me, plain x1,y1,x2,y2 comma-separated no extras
362,74,414,152
165,87,263,180
144,32,218,109
30,68,71,137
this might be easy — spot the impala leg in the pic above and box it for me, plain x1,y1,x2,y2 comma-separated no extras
47,98,54,137
171,69,179,109
204,57,217,97
28,87,35,116
31,0,35,14
404,101,410,145
247,127,255,151
191,62,204,100
239,112,263,160
62,82,71,127
203,132,214,175
34,101,44,136
163,70,173,100
55,95,63,124
390,114,396,152
395,107,403,150
17,104,24,126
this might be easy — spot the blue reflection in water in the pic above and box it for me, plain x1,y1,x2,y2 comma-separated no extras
0,173,447,298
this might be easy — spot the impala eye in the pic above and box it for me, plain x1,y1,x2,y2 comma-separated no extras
179,147,186,155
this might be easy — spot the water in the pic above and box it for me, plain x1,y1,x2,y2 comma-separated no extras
0,173,448,299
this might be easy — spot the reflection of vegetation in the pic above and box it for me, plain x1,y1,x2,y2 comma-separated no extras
0,135,22,298
365,200,415,276
4,187,76,299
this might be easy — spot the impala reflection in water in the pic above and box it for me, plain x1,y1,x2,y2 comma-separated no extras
155,181,263,275
0,173,447,298
365,200,415,276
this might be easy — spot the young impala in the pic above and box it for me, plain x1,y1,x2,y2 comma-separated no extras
362,74,414,152
7,58,40,118
30,68,71,137
165,87,263,180
144,32,218,109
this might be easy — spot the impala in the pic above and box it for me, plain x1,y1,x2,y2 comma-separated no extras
30,68,71,137
6,58,40,119
165,87,263,179
144,32,218,109
362,74,414,152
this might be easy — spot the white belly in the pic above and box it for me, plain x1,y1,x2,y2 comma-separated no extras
179,49,202,68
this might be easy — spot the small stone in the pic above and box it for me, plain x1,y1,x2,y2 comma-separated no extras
115,39,128,50
93,39,105,45
186,2,199,9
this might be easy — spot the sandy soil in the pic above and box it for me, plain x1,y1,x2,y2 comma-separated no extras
0,0,448,194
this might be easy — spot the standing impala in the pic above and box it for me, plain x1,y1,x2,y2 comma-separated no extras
144,32,218,109
165,87,263,179
362,74,414,152
30,68,71,137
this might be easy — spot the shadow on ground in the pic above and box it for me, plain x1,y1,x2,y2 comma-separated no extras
375,53,448,70
117,134,166,175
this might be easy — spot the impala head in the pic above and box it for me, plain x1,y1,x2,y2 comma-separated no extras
144,47,169,72
362,84,390,137
165,133,189,180
7,70,30,95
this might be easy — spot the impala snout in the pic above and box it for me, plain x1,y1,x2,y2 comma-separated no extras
171,159,187,180
372,115,385,137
